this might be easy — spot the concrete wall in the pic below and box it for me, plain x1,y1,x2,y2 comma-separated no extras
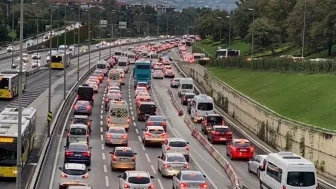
180,63,336,180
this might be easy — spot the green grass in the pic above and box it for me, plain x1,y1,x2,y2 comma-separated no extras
208,67,336,130
194,39,251,57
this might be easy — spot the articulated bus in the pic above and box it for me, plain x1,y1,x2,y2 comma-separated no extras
0,69,27,99
50,52,71,69
133,60,151,88
0,108,37,178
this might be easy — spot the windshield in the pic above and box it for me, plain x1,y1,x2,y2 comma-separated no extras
51,56,62,62
151,54,159,59
140,104,156,112
0,147,16,165
74,118,87,124
287,172,315,186
181,84,193,89
97,64,106,69
136,65,150,69
214,127,230,133
68,144,88,151
64,169,86,175
169,141,187,147
194,55,201,59
208,116,223,124
118,62,127,66
108,128,125,134
128,55,135,58
197,103,213,111
234,142,251,147
70,128,87,135
185,95,194,99
182,174,205,181
167,156,186,162
228,50,239,57
148,129,164,134
115,150,133,157
115,52,122,56
128,177,150,184
0,78,9,89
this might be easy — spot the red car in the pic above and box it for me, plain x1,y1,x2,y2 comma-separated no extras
207,125,232,144
226,139,254,160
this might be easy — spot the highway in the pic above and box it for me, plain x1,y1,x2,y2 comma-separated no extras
46,65,232,188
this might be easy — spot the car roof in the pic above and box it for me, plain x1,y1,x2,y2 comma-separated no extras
180,170,203,175
115,146,133,151
64,163,86,170
205,113,221,117
70,124,88,128
232,139,250,143
69,142,88,147
184,93,195,96
146,126,164,130
76,100,90,104
136,87,147,89
213,125,229,129
137,82,147,84
167,138,187,142
74,115,88,119
126,171,150,177
149,115,164,119
108,127,126,132
139,101,155,105
164,152,185,158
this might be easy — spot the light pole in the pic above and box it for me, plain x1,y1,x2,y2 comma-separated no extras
77,7,81,81
217,16,222,42
226,15,232,47
302,0,307,59
99,10,102,60
248,8,255,60
16,0,24,186
63,4,67,100
166,14,168,36
48,6,53,138
88,8,91,69
56,5,60,48
157,15,159,37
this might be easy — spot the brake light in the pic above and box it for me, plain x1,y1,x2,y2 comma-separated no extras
127,118,130,123
185,146,189,150
92,95,94,99
145,133,152,137
180,183,188,187
212,131,220,135
106,134,112,138
204,120,208,125
283,186,286,189
166,146,171,150
86,106,91,110
61,174,67,178
76,95,79,99
184,164,189,169
164,164,171,168
148,184,154,189
250,147,254,153
124,184,130,188
227,132,232,135
112,155,117,161
231,147,236,151
147,122,153,126
73,105,78,110
122,135,127,139
200,183,208,188
161,122,166,126
132,156,135,162
161,133,167,137
65,151,73,156
82,174,88,179
195,110,197,116
83,152,90,157
106,98,109,102
107,116,110,123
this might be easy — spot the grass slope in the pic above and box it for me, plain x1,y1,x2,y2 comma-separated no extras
208,67,336,130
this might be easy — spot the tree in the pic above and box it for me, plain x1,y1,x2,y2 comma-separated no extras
246,17,281,55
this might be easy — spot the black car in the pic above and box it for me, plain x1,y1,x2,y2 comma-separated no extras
77,84,94,105
64,143,92,165
181,93,195,105
137,101,157,121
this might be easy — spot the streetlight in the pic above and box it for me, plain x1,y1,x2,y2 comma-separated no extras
31,3,39,50
157,14,159,37
77,6,81,81
88,8,91,69
302,0,307,59
99,10,102,60
248,8,254,60
63,3,67,100
54,5,60,48
217,16,222,42
48,5,53,139
166,14,168,36
226,15,232,47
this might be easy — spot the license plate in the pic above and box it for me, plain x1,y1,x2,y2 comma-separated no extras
74,154,82,157
240,149,247,152
120,158,128,161
135,188,144,189
145,114,150,116
220,138,226,140
112,140,122,143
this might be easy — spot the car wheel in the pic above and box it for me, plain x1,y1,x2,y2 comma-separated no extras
248,163,251,173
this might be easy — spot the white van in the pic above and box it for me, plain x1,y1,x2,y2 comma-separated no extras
106,100,130,131
259,152,318,189
190,94,214,122
178,78,194,97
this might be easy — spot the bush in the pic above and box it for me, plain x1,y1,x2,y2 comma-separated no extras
199,59,208,66
207,57,336,74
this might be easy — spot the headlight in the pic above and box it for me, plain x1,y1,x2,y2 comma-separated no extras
12,170,17,175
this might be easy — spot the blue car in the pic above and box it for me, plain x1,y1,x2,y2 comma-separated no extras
64,143,92,166
74,100,92,115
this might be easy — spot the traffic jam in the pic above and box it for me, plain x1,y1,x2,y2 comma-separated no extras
57,35,261,189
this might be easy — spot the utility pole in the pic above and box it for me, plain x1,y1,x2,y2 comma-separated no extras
248,8,255,61
36,17,39,50
88,8,91,69
302,0,307,60
57,7,59,48
48,6,53,138
109,24,112,56
99,11,101,61
63,4,67,100
157,15,159,37
166,15,168,36
77,7,80,81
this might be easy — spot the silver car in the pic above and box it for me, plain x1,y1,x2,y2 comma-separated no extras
157,153,189,177
105,127,128,146
58,163,91,189
170,78,181,88
110,147,137,171
31,52,41,60
248,154,267,177
153,70,164,79
172,170,209,189
162,138,190,161
142,126,167,146
118,171,154,189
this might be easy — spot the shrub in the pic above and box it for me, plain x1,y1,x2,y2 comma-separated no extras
199,59,208,66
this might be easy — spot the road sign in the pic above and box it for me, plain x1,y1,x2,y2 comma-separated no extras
119,21,127,29
47,111,52,122
100,20,107,28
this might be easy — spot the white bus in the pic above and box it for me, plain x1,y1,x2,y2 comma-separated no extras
190,94,214,123
177,78,194,97
106,100,130,131
216,48,240,59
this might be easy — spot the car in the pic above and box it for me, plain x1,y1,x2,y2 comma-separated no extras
170,78,181,88
136,92,150,101
109,147,137,171
135,87,148,98
117,171,154,189
73,100,92,115
135,82,149,90
71,115,92,132
106,80,120,90
7,46,14,52
87,82,98,93
58,163,91,189
157,153,189,177
162,138,190,161
207,125,232,143
146,115,167,131
226,139,254,160
91,72,103,83
142,126,167,146
181,93,195,105
66,124,90,146
172,170,209,189
64,143,92,165
20,53,29,63
153,63,163,70
66,186,91,189
94,69,105,77
104,127,128,146
248,155,267,177
31,59,41,68
31,52,41,60
201,114,224,134
106,86,121,94
105,92,122,110
88,76,100,85
137,101,157,121
87,78,99,86
107,89,122,99
153,70,164,79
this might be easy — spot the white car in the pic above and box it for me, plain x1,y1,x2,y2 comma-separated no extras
7,46,14,52
58,163,91,189
31,53,41,60
248,154,267,177
87,82,98,93
31,60,41,68
172,170,209,189
153,70,164,79
142,126,166,146
157,153,189,177
162,138,190,162
118,171,154,189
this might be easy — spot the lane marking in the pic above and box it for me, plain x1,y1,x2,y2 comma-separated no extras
135,128,139,134
157,179,164,189
100,121,103,125
100,127,103,133
101,110,103,114
100,135,103,141
145,153,151,162
141,144,146,151
137,135,142,142
133,122,136,127
102,153,106,160
101,143,104,150
105,176,109,187
130,106,132,110
150,165,156,174
129,102,132,106
103,164,107,172
130,111,133,115
132,116,135,120
100,115,103,119
101,105,103,109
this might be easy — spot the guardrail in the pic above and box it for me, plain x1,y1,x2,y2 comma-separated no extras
26,37,171,189
173,61,336,189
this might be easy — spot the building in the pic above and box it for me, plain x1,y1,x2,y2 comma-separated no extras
50,0,105,9
154,5,175,14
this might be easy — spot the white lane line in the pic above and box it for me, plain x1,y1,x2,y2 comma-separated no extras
150,165,156,174
100,135,103,141
101,110,103,114
129,102,132,106
128,95,131,98
101,105,103,109
105,176,109,187
132,116,135,121
100,115,103,119
131,111,133,115
133,122,136,127
135,128,139,134
103,164,107,172
145,154,151,162
157,179,164,189
101,143,104,150
100,127,103,133
141,144,146,151
100,121,103,125
128,91,130,94
137,136,142,142
130,106,132,110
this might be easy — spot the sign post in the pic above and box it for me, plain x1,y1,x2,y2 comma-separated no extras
119,21,127,29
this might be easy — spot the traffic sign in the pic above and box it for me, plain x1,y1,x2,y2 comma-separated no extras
119,21,127,29
100,20,107,28
47,111,52,122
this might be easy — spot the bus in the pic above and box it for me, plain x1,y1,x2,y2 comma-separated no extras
0,70,27,99
134,60,151,88
0,113,36,178
50,52,71,69
216,48,240,59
